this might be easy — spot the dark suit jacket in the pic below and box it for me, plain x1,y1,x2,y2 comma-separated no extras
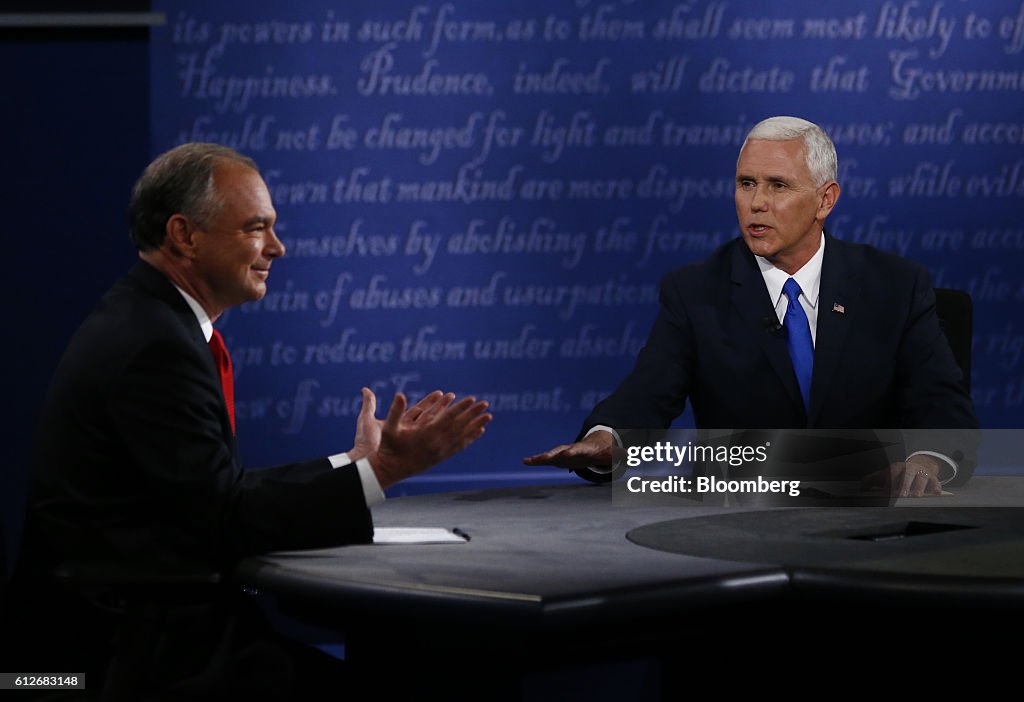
26,260,373,575
581,233,978,485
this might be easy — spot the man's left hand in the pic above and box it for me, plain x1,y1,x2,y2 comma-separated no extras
861,455,943,497
348,388,454,462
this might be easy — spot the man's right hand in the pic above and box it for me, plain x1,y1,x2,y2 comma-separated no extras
369,391,492,490
522,430,615,471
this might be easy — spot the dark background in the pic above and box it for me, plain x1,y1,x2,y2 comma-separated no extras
2,1,149,571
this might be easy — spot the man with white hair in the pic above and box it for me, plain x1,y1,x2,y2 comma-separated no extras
526,116,977,496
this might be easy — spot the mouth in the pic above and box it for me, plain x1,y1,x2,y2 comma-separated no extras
747,224,770,237
251,267,270,279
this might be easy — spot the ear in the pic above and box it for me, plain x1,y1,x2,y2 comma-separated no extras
816,181,840,221
165,214,198,258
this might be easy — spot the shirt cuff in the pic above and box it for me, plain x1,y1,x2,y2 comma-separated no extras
907,450,957,485
328,452,386,507
584,425,622,475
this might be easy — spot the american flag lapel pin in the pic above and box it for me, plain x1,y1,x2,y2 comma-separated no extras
832,302,845,314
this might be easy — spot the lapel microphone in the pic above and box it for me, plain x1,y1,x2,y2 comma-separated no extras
761,315,783,334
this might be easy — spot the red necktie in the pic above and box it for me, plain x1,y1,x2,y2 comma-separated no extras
208,329,236,434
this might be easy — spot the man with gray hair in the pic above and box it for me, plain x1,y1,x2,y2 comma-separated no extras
526,115,977,496
12,142,491,697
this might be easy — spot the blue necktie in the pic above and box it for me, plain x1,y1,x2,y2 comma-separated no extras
782,278,814,410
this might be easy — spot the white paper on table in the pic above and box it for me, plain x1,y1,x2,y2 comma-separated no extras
372,527,469,545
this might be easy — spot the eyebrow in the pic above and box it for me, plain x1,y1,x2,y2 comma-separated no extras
242,215,274,228
736,174,791,183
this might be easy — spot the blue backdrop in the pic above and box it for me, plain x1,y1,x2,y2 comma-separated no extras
149,0,1024,492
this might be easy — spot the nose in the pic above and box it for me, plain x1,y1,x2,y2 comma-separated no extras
265,226,286,259
749,184,769,212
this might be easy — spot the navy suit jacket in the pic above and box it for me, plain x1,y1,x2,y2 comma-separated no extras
25,260,373,575
581,233,978,485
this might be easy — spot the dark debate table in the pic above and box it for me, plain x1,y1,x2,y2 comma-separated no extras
236,476,1024,696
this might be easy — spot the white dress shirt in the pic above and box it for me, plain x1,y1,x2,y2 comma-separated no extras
758,233,825,344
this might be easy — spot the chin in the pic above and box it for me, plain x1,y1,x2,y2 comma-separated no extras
743,238,775,258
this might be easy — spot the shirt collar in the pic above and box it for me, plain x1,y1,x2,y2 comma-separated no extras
172,285,214,342
756,232,825,309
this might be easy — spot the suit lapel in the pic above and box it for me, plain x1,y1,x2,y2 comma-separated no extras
809,234,861,426
728,243,805,414
128,260,240,455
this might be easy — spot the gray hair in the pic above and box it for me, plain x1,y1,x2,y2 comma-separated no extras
739,116,837,186
129,142,258,251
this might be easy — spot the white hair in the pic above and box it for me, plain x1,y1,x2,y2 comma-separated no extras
739,116,837,186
